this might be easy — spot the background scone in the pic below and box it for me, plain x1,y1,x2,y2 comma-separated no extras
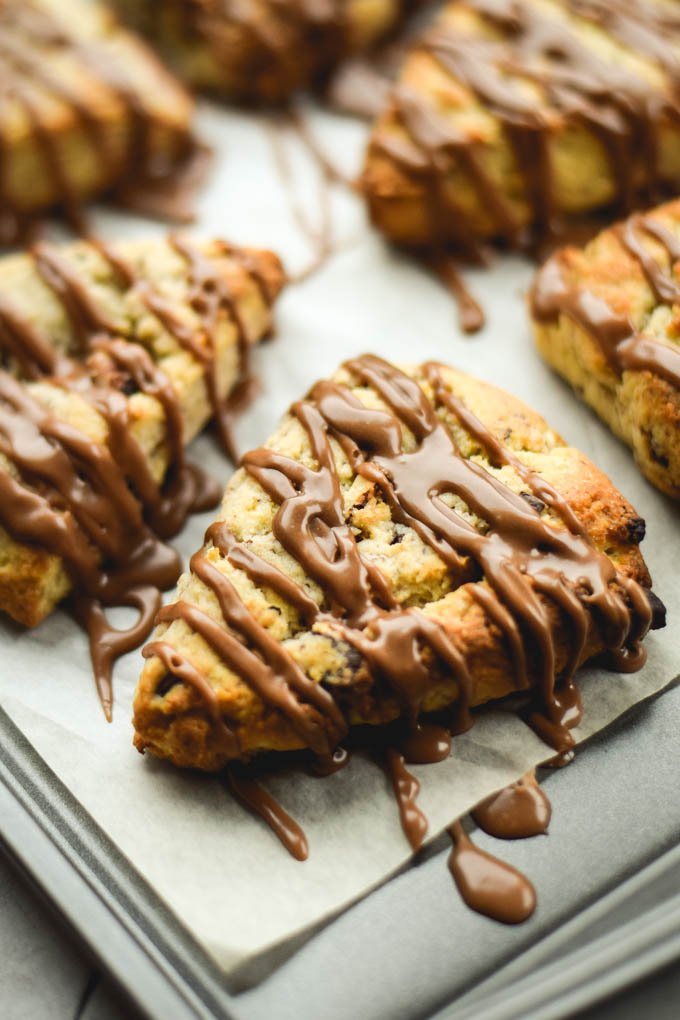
0,236,285,629
134,355,661,772
362,0,680,251
112,0,416,103
531,197,680,500
0,0,199,242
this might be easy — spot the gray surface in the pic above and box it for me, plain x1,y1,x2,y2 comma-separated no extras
233,681,680,1020
3,680,677,1019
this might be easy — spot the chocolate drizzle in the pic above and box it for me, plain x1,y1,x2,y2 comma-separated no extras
144,355,659,854
472,770,551,839
448,820,537,924
0,237,273,714
226,771,309,861
385,748,428,851
169,0,414,104
531,210,680,390
369,0,680,254
0,0,203,245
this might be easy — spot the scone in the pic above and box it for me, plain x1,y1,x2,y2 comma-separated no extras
0,0,200,243
0,236,285,630
531,197,680,500
134,355,661,771
361,0,680,252
112,0,415,103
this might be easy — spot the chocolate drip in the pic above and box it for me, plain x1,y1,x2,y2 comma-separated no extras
427,254,485,335
0,238,268,713
148,354,656,776
375,0,680,254
400,722,451,764
472,770,551,839
532,211,680,390
76,586,161,721
0,0,202,245
385,747,428,852
448,820,537,924
226,771,309,861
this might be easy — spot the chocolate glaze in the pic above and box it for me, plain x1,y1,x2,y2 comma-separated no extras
427,253,485,334
374,0,680,253
0,0,204,245
448,820,537,924
226,771,309,861
147,354,659,855
531,210,680,390
472,770,551,839
0,238,267,713
385,747,429,851
400,722,452,764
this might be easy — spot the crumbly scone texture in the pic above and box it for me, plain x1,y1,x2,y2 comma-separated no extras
112,0,411,102
0,0,194,215
531,197,680,499
134,361,652,771
361,0,680,247
0,237,285,628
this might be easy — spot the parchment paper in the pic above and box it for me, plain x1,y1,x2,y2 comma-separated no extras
0,101,677,988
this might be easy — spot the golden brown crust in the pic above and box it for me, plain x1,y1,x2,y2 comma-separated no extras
361,0,680,248
133,361,652,772
530,197,680,499
0,237,285,628
0,0,195,222
112,0,412,103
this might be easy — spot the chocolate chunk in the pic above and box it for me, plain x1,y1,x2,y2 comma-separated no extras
626,516,646,543
155,674,180,697
647,590,667,630
520,491,546,514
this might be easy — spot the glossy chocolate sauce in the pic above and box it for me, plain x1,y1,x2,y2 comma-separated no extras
472,770,551,839
532,210,680,390
0,0,204,245
448,820,537,924
0,238,267,714
226,771,309,861
385,748,429,851
147,355,660,885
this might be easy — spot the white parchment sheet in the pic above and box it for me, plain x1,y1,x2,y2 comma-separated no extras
0,102,678,986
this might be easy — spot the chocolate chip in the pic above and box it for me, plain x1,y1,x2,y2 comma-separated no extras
520,491,546,514
647,590,667,630
121,375,139,396
155,674,179,697
626,516,646,543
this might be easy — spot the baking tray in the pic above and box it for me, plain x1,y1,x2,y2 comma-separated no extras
0,706,236,1020
2,688,680,1020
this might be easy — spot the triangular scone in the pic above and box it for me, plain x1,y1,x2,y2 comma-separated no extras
362,0,680,251
0,237,284,627
112,0,415,103
0,0,198,241
134,355,661,771
531,197,680,499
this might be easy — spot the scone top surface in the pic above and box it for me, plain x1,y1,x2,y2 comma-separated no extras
362,0,680,250
0,0,196,227
530,196,680,498
111,0,412,103
135,355,658,771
